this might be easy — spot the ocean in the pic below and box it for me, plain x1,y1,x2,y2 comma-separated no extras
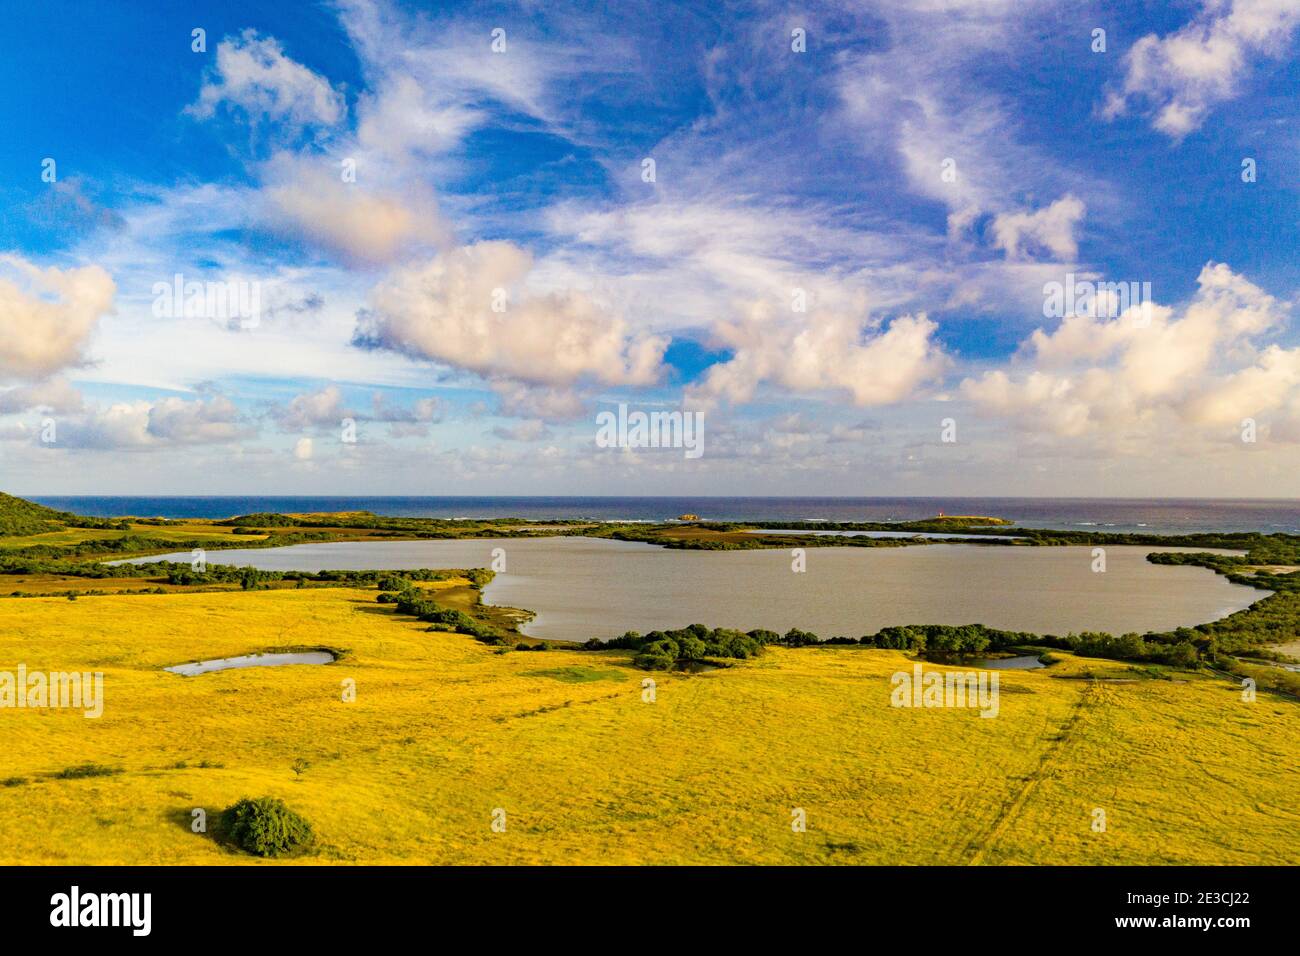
27,496,1300,535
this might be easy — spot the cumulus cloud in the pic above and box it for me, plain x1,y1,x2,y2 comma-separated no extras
990,195,1086,261
272,385,444,434
49,395,249,450
50,403,153,450
1101,0,1300,138
369,392,441,424
961,262,1298,441
689,303,948,407
0,256,115,382
261,153,450,265
1182,345,1300,426
146,395,250,443
189,30,345,129
489,381,587,422
273,384,350,430
0,377,84,414
355,241,669,392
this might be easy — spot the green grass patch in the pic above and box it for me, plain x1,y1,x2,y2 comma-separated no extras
54,763,123,779
523,666,628,684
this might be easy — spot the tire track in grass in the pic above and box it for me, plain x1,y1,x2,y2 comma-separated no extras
963,681,1106,865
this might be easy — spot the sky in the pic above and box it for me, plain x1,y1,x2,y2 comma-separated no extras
1,0,1299,497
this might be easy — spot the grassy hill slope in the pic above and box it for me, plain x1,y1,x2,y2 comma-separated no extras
0,493,74,536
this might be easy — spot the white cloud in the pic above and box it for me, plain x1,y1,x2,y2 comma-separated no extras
356,241,669,390
489,381,587,422
369,392,441,423
189,30,345,129
1102,0,1300,138
337,0,633,142
0,256,115,383
146,395,250,443
355,73,478,162
690,303,948,407
294,437,314,460
274,384,350,430
0,377,85,414
990,195,1086,261
834,3,1098,269
961,263,1299,441
1182,345,1300,426
261,153,450,264
47,395,249,449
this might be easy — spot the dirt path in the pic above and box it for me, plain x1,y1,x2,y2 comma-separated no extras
962,681,1107,865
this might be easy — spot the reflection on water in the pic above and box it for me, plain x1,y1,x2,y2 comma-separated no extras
971,655,1047,670
122,537,1263,644
165,651,336,676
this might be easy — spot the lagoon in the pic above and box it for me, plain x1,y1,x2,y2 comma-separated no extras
120,537,1261,643
164,651,336,676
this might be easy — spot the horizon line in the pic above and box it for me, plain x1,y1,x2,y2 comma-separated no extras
13,493,1300,503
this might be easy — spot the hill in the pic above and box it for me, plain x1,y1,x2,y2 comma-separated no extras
0,492,74,536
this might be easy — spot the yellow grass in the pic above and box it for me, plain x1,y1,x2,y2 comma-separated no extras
0,586,1296,865
0,528,125,549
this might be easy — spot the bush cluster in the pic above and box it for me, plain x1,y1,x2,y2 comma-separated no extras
221,797,314,857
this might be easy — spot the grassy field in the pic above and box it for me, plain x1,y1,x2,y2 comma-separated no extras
1,583,1295,865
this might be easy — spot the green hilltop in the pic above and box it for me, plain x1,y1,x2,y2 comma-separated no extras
0,492,75,536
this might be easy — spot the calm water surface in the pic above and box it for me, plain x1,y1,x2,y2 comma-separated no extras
973,655,1047,670
164,651,335,676
35,495,1300,533
122,537,1261,643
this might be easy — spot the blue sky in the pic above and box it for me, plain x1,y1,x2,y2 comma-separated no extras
1,0,1299,496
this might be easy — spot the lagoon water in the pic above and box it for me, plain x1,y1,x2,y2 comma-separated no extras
122,537,1261,643
164,650,335,676
973,655,1047,670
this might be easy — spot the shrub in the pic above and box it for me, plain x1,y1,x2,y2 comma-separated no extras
632,638,680,670
55,763,121,779
588,624,778,669
465,568,495,588
782,628,820,646
221,796,314,858
391,587,498,639
632,647,678,670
